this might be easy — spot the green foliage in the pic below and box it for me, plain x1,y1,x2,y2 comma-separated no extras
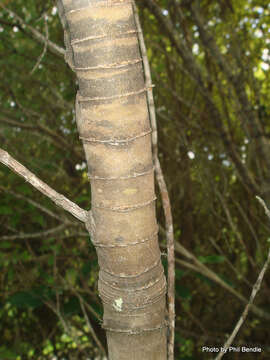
198,255,225,264
0,346,17,360
175,285,192,300
8,286,55,309
62,296,81,316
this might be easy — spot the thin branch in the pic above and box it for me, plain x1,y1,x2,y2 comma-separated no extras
30,13,49,74
78,296,106,356
208,236,253,288
172,239,270,320
143,0,261,197
214,246,270,359
256,196,270,221
44,300,81,349
0,224,66,241
0,148,88,223
215,189,257,269
7,89,40,118
59,273,102,323
0,5,65,58
232,198,261,255
0,185,65,223
0,114,83,161
171,240,270,321
0,115,36,130
189,2,270,172
133,3,175,359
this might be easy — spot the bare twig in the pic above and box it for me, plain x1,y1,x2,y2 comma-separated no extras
1,224,66,240
214,196,270,359
0,185,65,223
0,5,65,58
79,296,106,356
214,249,270,359
256,196,270,221
208,236,252,288
44,300,89,358
215,189,257,269
0,114,83,161
0,148,88,223
44,300,70,335
30,13,49,74
161,231,270,320
233,199,261,255
58,273,101,322
132,3,175,359
143,0,260,197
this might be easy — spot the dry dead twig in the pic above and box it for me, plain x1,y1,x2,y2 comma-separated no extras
132,3,175,359
214,196,270,360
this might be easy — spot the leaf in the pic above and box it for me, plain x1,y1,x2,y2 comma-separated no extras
90,301,103,318
175,284,192,300
0,206,12,215
66,268,77,286
10,214,21,227
161,257,168,274
8,268,14,282
62,296,80,316
81,261,92,278
8,291,43,309
32,213,45,227
0,242,12,249
198,255,225,264
60,334,72,343
0,346,17,360
195,273,215,286
75,194,89,204
218,274,235,288
48,255,54,266
8,287,55,309
17,184,32,196
175,269,186,280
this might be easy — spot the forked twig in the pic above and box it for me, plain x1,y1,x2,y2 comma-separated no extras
30,13,49,74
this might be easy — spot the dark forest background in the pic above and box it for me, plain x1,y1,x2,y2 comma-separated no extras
0,0,270,359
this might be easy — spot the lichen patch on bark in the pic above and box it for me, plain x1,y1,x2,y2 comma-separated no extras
113,298,123,312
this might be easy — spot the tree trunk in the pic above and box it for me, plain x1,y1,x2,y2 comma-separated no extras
57,1,167,358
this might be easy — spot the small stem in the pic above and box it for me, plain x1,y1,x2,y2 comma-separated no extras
0,185,65,222
214,196,270,360
0,5,65,58
79,296,107,356
30,13,49,74
214,248,270,360
132,3,175,359
0,148,88,223
1,224,66,241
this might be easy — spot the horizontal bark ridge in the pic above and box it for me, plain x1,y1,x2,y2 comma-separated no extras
88,166,154,180
74,58,142,71
59,0,167,343
76,86,154,102
79,128,152,144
